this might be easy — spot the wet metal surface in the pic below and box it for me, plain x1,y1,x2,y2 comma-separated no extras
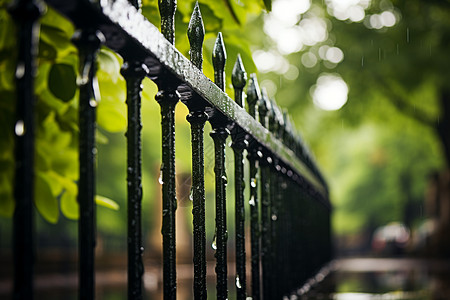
72,28,104,300
47,0,327,198
121,60,148,300
9,0,45,298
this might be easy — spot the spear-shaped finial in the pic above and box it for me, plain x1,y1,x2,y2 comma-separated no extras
232,54,247,107
159,0,177,44
187,2,204,70
271,100,284,138
246,74,260,119
258,87,270,128
212,32,226,91
268,99,278,133
282,109,291,145
232,54,247,90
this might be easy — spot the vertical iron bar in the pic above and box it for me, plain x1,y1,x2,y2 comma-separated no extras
260,161,271,300
72,28,104,300
158,1,178,298
258,88,272,300
186,4,208,299
210,32,229,300
188,111,208,300
155,87,179,300
231,54,247,300
246,74,261,300
9,1,44,299
121,60,148,300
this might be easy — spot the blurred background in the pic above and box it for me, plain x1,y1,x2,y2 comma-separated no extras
1,0,450,298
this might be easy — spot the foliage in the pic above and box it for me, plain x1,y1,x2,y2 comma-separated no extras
0,0,267,234
250,0,450,235
1,0,447,244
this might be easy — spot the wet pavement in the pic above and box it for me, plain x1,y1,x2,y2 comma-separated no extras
1,257,449,299
299,258,450,300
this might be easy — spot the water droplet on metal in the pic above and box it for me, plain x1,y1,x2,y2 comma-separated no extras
89,99,98,107
221,175,227,184
189,187,194,201
15,63,25,79
250,178,257,188
162,209,168,216
159,168,164,185
211,234,217,250
235,275,242,289
76,75,89,86
271,214,277,221
249,195,255,206
257,150,263,158
15,120,25,136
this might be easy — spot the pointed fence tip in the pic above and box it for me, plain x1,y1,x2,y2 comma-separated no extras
246,73,260,106
159,0,177,44
232,54,247,89
212,32,226,71
187,1,204,69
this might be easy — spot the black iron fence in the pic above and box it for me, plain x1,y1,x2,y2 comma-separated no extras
8,0,331,299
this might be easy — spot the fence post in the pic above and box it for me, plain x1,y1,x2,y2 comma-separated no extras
231,54,248,300
9,0,44,298
209,32,230,300
246,74,261,300
157,0,179,298
258,87,273,300
185,3,208,299
72,28,104,300
121,52,149,299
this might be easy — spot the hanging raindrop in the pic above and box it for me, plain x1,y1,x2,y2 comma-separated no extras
159,164,164,184
250,178,257,188
89,99,98,107
235,275,242,289
211,234,217,250
15,120,25,136
189,187,194,201
15,62,25,79
271,214,278,221
249,195,255,206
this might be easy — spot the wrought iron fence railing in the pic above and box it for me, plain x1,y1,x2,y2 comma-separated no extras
8,0,332,299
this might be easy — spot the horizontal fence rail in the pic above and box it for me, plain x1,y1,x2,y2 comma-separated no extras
8,0,332,299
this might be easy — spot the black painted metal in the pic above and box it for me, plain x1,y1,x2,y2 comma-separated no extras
155,84,179,300
246,74,261,300
231,54,247,300
185,4,208,299
209,31,230,300
258,88,273,300
10,0,333,299
157,1,178,298
9,0,44,298
72,28,104,300
121,60,148,300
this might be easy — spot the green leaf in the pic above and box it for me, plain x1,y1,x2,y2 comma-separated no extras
34,172,59,224
98,48,122,83
95,195,120,210
61,191,79,220
263,0,271,11
97,104,127,132
48,63,77,102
